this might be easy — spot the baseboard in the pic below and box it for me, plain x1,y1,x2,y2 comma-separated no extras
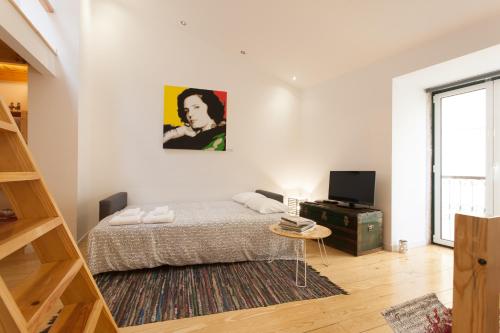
383,243,393,251
77,229,91,244
389,239,429,252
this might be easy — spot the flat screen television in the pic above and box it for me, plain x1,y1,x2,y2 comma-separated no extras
328,171,376,206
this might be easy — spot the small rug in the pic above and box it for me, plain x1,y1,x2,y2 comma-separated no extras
381,293,452,333
94,260,347,327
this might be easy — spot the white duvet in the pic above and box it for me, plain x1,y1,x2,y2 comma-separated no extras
87,200,297,274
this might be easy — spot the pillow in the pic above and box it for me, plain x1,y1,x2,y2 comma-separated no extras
245,197,288,214
232,192,266,205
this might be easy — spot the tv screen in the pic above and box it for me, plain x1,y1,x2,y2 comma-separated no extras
328,171,376,206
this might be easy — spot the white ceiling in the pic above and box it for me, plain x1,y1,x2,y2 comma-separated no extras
162,0,500,88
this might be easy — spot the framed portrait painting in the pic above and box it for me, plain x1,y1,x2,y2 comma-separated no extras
163,85,227,151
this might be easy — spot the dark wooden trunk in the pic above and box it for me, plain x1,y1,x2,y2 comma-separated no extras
300,201,383,256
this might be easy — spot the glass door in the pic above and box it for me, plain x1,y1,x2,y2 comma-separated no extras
433,82,493,247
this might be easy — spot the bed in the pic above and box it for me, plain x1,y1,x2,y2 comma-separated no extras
87,190,296,275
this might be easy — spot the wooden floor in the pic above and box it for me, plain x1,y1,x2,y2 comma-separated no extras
0,242,453,333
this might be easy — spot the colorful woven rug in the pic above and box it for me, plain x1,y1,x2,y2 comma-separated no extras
94,260,347,327
381,293,452,333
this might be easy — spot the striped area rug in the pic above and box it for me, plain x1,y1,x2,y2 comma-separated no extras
94,260,347,327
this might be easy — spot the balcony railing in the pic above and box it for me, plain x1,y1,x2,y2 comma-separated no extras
440,175,485,241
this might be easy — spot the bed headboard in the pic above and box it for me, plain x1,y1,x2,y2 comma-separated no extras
99,192,127,221
255,190,284,203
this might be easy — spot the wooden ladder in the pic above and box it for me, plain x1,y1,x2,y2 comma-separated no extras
0,99,118,333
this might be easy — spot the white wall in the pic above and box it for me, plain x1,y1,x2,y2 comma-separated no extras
300,62,394,248
391,80,430,249
300,14,500,249
77,0,301,239
25,0,80,237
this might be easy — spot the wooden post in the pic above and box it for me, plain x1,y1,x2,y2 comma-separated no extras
453,214,500,333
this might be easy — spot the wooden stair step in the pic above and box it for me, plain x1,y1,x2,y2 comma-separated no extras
0,120,17,133
0,98,118,332
0,217,62,260
11,259,83,332
50,300,103,333
0,172,39,183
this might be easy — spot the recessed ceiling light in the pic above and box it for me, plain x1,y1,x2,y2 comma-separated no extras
180,20,187,26
240,50,246,55
292,76,297,81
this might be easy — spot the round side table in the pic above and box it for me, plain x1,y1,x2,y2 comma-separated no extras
269,223,332,287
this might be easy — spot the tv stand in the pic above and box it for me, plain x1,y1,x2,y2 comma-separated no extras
300,201,383,256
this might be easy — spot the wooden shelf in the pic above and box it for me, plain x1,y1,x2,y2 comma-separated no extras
11,259,83,332
0,217,61,260
0,172,39,183
0,120,16,133
50,300,103,333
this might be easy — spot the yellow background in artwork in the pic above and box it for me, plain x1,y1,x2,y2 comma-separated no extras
164,85,187,126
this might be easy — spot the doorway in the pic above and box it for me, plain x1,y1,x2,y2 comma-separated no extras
0,39,29,212
0,39,29,141
433,80,499,247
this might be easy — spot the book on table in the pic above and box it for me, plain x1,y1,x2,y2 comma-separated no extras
279,215,316,233
281,215,315,226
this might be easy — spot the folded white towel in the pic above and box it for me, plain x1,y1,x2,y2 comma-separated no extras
142,211,175,224
109,212,144,225
151,205,170,215
119,208,142,216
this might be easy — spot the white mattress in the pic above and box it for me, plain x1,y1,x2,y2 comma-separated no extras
87,200,297,274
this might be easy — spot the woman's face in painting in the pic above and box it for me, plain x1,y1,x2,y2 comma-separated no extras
183,95,214,130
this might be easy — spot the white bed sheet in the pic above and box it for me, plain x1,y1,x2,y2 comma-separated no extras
87,200,297,274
